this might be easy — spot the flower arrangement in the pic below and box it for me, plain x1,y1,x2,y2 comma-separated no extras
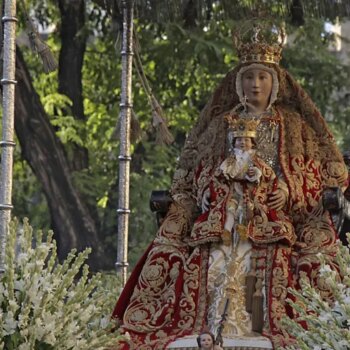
284,235,350,350
0,218,121,350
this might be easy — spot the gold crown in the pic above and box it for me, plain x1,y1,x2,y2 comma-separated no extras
233,24,284,65
224,113,259,138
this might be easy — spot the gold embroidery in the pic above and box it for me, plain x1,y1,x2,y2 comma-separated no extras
122,246,209,349
207,240,252,336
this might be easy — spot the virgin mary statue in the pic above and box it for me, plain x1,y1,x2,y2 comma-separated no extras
112,24,348,350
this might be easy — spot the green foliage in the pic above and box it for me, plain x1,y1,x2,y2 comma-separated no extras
132,0,350,23
0,219,122,350
282,20,350,149
12,154,49,232
11,0,350,269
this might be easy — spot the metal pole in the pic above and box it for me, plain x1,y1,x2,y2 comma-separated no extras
116,0,134,286
0,0,17,273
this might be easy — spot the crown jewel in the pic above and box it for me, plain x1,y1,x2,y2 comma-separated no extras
233,24,284,65
224,113,259,138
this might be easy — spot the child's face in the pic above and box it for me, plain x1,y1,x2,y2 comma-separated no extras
235,137,253,151
199,333,213,349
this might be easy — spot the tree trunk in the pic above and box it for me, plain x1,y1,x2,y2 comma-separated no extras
58,0,88,171
57,0,101,223
14,47,111,271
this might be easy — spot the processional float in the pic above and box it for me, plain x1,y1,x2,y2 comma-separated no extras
115,1,350,350
0,1,349,349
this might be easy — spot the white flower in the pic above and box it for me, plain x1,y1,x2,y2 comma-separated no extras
3,311,18,335
343,295,350,304
339,340,350,347
34,318,45,340
17,252,28,265
43,331,57,345
319,312,331,323
8,300,19,313
14,280,25,292
100,316,109,329
319,264,332,273
0,219,120,349
74,339,88,349
18,343,31,350
19,327,29,339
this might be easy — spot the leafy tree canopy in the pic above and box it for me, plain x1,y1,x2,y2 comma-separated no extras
5,0,350,269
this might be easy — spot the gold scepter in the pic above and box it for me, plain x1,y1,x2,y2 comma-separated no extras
215,297,230,347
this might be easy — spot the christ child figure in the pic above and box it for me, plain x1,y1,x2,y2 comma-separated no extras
218,114,294,247
219,116,262,244
190,114,294,249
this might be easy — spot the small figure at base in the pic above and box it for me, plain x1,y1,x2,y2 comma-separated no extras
197,331,224,350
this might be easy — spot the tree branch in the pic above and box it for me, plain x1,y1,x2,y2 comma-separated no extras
14,47,111,271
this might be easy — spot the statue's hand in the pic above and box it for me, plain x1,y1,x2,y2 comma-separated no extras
214,345,224,350
268,189,287,210
201,188,210,213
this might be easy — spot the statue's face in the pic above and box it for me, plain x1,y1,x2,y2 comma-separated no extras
235,137,253,151
199,333,213,349
242,68,273,111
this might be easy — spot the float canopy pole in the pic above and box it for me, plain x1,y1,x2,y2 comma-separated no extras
115,0,134,286
0,0,17,273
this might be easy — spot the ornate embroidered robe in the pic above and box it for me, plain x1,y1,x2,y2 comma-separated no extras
112,107,348,349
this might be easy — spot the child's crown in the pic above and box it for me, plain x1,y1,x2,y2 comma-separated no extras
225,113,259,138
